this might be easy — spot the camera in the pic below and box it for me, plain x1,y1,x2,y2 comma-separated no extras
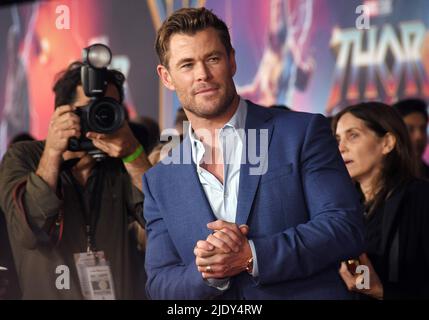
68,44,125,156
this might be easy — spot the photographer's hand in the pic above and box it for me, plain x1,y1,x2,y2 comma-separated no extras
86,122,137,158
36,105,81,191
87,122,151,191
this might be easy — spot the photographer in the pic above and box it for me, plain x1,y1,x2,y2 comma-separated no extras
0,59,151,299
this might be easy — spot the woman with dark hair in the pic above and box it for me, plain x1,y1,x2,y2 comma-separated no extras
332,102,429,299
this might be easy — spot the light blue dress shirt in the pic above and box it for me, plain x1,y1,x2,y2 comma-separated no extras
189,98,259,289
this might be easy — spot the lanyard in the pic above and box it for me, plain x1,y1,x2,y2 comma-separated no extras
70,166,104,252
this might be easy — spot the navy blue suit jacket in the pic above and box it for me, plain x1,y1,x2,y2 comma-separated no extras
143,102,364,299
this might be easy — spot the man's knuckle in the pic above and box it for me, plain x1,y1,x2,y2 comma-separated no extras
222,228,231,235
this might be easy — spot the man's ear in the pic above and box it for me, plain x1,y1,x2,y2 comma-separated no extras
157,64,175,91
382,132,396,155
229,48,237,77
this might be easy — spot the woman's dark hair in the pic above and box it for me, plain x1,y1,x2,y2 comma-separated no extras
392,98,428,122
52,61,125,108
331,101,418,213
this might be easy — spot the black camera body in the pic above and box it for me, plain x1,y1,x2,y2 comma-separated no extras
68,44,125,153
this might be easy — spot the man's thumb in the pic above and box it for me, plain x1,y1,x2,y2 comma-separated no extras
239,224,249,235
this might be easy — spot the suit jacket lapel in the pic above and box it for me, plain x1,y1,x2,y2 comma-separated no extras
235,101,274,226
171,137,216,242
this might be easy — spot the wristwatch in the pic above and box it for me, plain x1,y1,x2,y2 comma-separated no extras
245,257,254,275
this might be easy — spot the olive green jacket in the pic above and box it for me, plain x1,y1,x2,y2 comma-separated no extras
0,141,145,299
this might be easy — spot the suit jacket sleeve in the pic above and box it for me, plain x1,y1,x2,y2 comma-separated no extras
252,114,365,285
143,173,225,300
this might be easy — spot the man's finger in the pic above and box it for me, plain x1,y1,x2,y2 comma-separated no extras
212,229,241,252
207,220,240,234
91,139,110,153
207,220,228,230
62,128,81,139
194,247,218,258
56,119,81,132
57,117,80,128
197,264,227,274
201,271,228,279
54,105,75,117
86,132,107,140
238,224,249,235
195,252,226,267
196,240,214,251
206,233,231,253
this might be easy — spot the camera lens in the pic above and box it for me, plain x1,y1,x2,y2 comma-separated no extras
95,104,115,128
88,97,125,133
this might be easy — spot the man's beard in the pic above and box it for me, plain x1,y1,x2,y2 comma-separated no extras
182,83,237,120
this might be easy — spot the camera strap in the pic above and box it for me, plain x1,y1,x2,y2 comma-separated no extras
70,165,104,253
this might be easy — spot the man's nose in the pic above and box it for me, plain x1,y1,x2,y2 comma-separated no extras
195,62,211,81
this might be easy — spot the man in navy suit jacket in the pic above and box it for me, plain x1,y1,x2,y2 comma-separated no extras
143,7,364,299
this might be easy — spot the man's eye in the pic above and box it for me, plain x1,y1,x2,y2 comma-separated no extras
208,57,219,63
181,63,192,69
